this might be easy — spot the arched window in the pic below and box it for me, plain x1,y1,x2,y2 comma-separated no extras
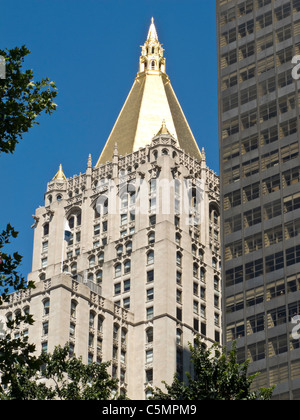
124,260,131,274
190,187,197,209
121,193,128,209
176,251,182,267
67,208,82,229
98,252,104,265
115,263,122,278
98,315,104,333
43,298,50,316
70,300,77,318
121,328,127,344
116,245,123,257
95,195,108,217
214,276,219,291
151,60,156,70
126,241,132,254
209,202,220,224
212,258,217,269
70,262,77,275
146,327,153,343
176,328,182,346
147,250,154,265
175,232,181,245
89,311,96,328
88,273,94,282
96,270,103,284
43,223,49,236
200,267,206,282
113,323,119,340
89,256,95,268
148,231,155,245
192,244,197,256
193,263,199,278
162,148,169,156
23,306,30,316
199,249,204,262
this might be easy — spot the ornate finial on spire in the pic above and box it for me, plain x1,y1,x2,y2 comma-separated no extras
87,154,92,168
156,120,172,136
138,18,166,74
52,164,66,181
147,17,158,41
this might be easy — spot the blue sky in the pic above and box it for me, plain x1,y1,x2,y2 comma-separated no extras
0,0,218,279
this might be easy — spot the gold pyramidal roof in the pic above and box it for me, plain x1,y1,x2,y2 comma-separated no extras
96,18,201,167
52,164,66,181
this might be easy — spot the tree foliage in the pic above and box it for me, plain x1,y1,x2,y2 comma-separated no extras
0,344,124,400
150,337,274,400
0,45,57,155
0,45,57,399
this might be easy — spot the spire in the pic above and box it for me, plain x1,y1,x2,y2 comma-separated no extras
52,164,66,181
95,19,201,166
147,17,158,41
87,154,92,168
139,17,166,74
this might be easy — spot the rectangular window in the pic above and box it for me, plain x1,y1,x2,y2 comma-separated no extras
94,224,100,235
123,297,130,310
42,321,49,335
265,252,284,273
124,279,130,292
145,369,153,383
193,300,199,314
114,283,121,295
243,182,260,202
146,349,153,364
225,265,243,287
245,258,263,280
121,213,127,226
146,306,154,320
41,257,48,268
147,270,154,283
147,288,154,302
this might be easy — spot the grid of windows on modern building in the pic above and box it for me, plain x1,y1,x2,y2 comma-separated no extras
217,0,300,400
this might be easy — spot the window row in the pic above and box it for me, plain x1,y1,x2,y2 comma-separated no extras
225,218,300,260
222,90,300,139
222,68,295,113
224,168,300,211
227,274,300,315
225,245,300,286
227,300,300,342
220,0,300,27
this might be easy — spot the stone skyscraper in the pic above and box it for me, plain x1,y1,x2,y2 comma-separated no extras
217,0,300,399
1,19,220,399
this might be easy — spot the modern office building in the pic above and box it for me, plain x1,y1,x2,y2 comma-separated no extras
0,19,221,399
217,0,300,399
